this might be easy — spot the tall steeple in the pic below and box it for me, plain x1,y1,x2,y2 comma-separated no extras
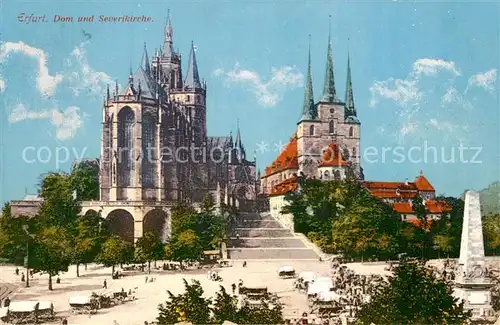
141,42,151,75
163,9,174,58
322,18,336,102
300,35,316,121
234,119,245,161
184,41,201,89
345,50,356,117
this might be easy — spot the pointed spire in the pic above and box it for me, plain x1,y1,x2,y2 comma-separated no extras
322,16,336,102
345,47,356,117
300,35,316,121
128,66,133,85
141,42,151,75
106,84,110,101
163,9,174,58
235,118,242,148
184,41,201,89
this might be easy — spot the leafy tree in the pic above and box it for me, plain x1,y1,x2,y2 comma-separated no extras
433,234,453,259
70,159,99,201
484,213,500,256
356,259,471,325
33,226,73,290
212,285,239,323
135,231,165,273
165,230,203,266
170,203,198,236
97,235,134,275
157,279,212,324
38,173,80,229
0,204,28,263
73,211,106,277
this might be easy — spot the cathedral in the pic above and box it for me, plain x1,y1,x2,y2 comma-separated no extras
78,12,258,242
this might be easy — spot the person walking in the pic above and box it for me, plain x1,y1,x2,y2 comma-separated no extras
231,283,236,294
103,279,107,289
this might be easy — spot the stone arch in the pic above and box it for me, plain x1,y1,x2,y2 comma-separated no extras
106,209,134,243
143,209,170,243
334,170,341,180
117,106,135,188
324,170,330,179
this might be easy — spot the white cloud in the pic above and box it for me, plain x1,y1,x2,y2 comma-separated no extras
412,58,460,77
0,41,64,97
214,64,303,107
399,122,419,137
9,103,83,140
369,78,421,107
65,41,113,97
0,74,5,93
468,69,497,92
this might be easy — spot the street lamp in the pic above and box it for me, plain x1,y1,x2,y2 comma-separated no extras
22,225,33,288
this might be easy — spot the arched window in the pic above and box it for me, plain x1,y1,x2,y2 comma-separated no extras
142,114,157,188
329,120,335,134
349,127,354,137
334,170,341,180
343,148,350,161
187,95,191,102
309,125,314,136
117,107,135,187
324,170,330,179
352,147,356,158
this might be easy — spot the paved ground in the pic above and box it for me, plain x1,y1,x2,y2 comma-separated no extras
0,261,389,325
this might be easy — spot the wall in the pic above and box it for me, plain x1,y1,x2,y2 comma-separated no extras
269,194,294,231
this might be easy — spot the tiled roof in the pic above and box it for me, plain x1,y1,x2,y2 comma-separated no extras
363,181,417,190
371,189,417,199
270,176,298,196
392,200,452,214
264,135,298,177
407,218,433,230
318,143,349,167
414,175,434,191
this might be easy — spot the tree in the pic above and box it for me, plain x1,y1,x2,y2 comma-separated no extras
33,226,73,290
97,235,133,275
356,259,471,325
70,159,99,201
484,213,500,256
73,211,106,277
0,204,28,263
170,203,198,236
157,279,212,324
212,285,239,323
38,173,81,229
165,230,203,266
135,232,165,274
433,234,453,259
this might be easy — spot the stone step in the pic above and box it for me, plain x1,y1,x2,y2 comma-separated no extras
237,213,273,221
232,219,282,228
228,237,307,248
227,248,319,260
231,228,292,238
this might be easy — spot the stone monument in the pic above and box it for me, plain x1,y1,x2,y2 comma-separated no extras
454,190,496,322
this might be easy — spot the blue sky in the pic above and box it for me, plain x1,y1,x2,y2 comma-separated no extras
0,0,498,204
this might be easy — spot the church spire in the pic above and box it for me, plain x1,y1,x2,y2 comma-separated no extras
141,42,151,75
184,41,201,89
163,9,174,58
300,35,316,121
345,50,356,117
322,17,336,102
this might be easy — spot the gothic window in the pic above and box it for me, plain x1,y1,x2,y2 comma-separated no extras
309,125,314,136
343,148,350,161
187,95,191,102
196,95,200,104
170,71,175,89
349,127,354,137
117,107,135,187
324,170,330,179
353,147,356,158
142,114,157,188
329,120,335,134
334,170,341,180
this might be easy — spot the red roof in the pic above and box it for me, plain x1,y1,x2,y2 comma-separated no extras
414,175,434,191
270,176,298,196
363,173,436,200
392,200,452,214
370,189,418,199
407,218,433,230
318,143,350,167
264,135,298,177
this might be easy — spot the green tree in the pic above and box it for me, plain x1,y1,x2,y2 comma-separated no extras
97,235,133,275
157,279,212,324
170,203,198,236
0,204,28,263
38,173,81,229
433,234,453,259
33,226,73,290
165,230,203,266
70,159,99,201
212,285,239,323
484,213,500,256
356,259,471,325
135,231,165,274
73,211,106,277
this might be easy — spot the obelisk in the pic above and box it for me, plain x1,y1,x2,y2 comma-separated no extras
454,190,495,322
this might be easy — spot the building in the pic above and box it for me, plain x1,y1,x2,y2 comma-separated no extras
11,12,259,243
260,33,450,228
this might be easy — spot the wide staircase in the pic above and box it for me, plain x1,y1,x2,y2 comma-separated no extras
227,212,319,260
